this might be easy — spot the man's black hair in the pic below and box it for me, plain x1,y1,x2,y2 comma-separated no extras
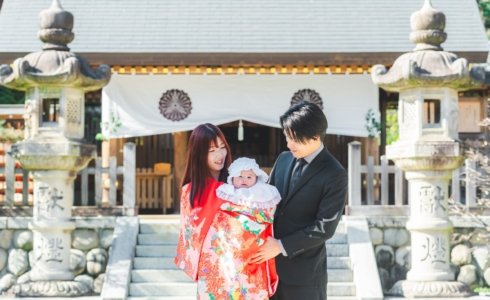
280,101,328,144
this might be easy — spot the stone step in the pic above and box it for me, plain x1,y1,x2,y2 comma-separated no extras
135,244,348,258
131,269,193,283
134,256,351,270
131,268,352,283
327,282,356,297
137,232,346,246
327,257,351,269
133,257,177,270
326,244,349,257
137,234,179,245
328,269,353,282
140,220,180,234
129,282,355,297
326,232,347,244
129,283,196,297
136,245,177,257
139,220,345,235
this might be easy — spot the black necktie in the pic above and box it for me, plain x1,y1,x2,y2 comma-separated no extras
289,158,307,193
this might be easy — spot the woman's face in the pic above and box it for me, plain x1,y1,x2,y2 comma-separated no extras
208,137,227,175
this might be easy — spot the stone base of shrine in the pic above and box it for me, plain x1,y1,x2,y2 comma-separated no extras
388,280,474,298
4,281,93,297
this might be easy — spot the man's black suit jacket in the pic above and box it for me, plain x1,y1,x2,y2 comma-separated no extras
270,147,348,286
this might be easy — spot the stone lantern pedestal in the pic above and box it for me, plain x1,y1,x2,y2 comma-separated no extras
372,0,484,297
386,141,469,296
13,139,96,283
0,0,110,296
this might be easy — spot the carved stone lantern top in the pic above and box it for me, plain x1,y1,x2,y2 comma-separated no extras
0,0,110,91
371,0,484,92
410,0,446,52
39,0,74,51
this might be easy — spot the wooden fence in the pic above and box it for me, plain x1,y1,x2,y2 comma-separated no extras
0,142,138,216
136,168,174,212
347,141,481,216
0,142,177,215
3,139,480,217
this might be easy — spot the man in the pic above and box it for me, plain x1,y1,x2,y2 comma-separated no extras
250,101,348,300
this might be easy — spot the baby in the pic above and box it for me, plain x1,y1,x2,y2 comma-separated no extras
217,157,281,209
211,157,280,298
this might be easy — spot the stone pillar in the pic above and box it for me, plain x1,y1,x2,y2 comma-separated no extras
385,140,465,297
405,170,453,282
29,170,76,281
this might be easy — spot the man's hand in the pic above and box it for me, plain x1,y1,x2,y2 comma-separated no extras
249,237,282,264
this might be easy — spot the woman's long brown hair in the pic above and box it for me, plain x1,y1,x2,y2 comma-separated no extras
181,123,232,207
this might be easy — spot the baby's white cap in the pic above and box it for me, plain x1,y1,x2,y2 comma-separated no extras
227,157,269,185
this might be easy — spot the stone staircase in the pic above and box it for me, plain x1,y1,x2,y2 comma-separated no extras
128,219,356,300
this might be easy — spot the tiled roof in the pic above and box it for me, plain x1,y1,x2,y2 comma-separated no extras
0,0,488,64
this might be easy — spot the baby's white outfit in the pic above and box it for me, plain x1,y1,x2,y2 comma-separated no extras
216,157,281,209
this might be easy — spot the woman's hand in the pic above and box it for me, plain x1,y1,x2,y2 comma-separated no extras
249,237,281,264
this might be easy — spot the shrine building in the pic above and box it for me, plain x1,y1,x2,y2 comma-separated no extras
0,0,488,213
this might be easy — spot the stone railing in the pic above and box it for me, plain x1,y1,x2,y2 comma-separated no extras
0,143,136,216
347,141,481,216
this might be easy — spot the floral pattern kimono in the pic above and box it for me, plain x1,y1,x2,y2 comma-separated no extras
175,179,279,300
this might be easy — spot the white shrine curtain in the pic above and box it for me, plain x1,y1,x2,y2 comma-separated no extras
101,73,379,138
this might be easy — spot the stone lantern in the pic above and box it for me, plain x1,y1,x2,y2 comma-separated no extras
0,0,110,296
372,0,484,297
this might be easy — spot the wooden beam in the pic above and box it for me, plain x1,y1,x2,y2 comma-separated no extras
173,131,189,213
345,205,410,216
101,140,110,206
109,156,117,207
95,157,102,206
395,167,404,206
465,159,477,211
381,155,389,205
5,152,14,207
0,206,138,217
360,165,397,173
1,52,487,67
123,142,136,210
379,88,388,156
367,156,375,205
348,141,361,206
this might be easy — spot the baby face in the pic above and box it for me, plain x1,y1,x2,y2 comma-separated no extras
232,169,257,188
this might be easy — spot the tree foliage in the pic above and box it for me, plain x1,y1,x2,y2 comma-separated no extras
477,0,490,39
0,86,25,105
386,109,399,146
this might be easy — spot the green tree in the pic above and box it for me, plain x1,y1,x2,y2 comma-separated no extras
386,109,399,145
0,86,25,105
477,0,490,39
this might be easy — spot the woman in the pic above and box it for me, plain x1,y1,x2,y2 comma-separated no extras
175,123,277,300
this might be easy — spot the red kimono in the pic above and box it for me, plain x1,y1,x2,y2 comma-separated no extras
175,179,278,300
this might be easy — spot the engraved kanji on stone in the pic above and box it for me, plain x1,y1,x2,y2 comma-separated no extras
37,186,65,214
419,186,446,214
421,237,446,264
433,186,446,211
36,237,64,263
